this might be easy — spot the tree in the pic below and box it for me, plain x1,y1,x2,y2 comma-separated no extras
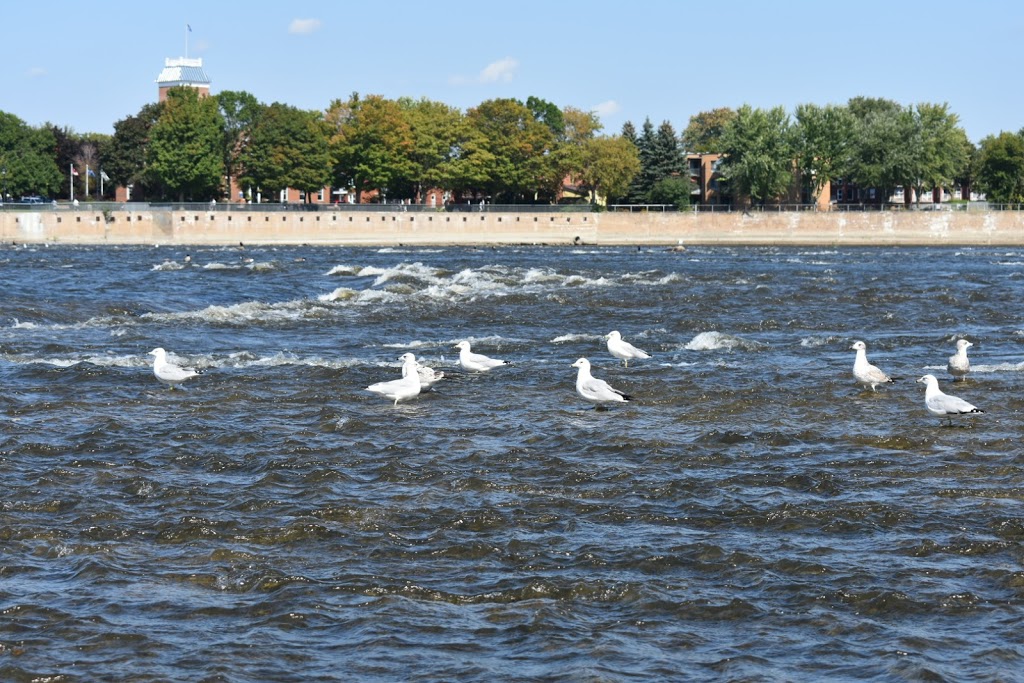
149,87,225,201
719,104,794,206
329,94,416,202
0,112,62,199
397,97,463,202
792,103,855,204
976,131,1024,203
103,102,164,200
625,118,657,203
464,98,556,202
239,102,331,202
649,176,692,210
217,90,263,202
651,120,684,180
913,102,969,203
682,107,736,153
555,106,603,201
847,104,919,205
526,96,565,138
577,135,640,206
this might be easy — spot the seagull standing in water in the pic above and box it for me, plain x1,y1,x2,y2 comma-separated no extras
850,340,895,391
149,347,199,390
454,340,507,372
947,339,973,381
606,330,651,367
366,354,421,405
572,358,632,406
917,374,983,426
399,352,444,390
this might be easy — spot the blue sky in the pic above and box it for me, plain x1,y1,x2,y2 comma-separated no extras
2,0,1020,144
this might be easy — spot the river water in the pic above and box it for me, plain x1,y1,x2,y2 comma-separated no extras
1,244,1023,681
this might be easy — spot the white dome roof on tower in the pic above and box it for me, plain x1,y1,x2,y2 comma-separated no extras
156,57,210,86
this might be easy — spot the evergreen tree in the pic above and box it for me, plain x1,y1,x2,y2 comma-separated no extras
651,120,684,180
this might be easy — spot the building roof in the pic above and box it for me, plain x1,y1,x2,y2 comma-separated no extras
156,57,210,87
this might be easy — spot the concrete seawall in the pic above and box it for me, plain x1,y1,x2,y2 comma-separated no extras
3,208,1024,246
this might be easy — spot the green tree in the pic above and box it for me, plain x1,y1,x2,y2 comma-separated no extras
626,118,657,203
912,102,969,204
651,120,684,180
556,107,603,201
577,135,640,206
149,87,225,201
682,107,736,153
792,103,854,204
976,131,1024,203
217,90,263,202
0,112,61,199
398,97,464,202
239,102,331,202
649,176,692,210
329,94,415,202
719,104,794,206
847,104,919,205
464,98,556,202
526,96,565,138
103,102,164,200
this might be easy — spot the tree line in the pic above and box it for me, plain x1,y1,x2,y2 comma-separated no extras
3,93,1024,206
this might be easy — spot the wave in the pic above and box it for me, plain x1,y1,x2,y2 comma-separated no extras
684,331,764,352
800,335,845,348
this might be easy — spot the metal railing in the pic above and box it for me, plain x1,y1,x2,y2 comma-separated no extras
4,200,1023,213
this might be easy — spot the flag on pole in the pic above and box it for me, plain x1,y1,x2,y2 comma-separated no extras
101,170,110,182
87,169,96,178
70,165,79,176
187,24,192,32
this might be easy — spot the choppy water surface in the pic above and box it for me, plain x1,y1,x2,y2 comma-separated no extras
2,244,1024,681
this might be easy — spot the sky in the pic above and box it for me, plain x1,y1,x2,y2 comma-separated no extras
1,0,1020,144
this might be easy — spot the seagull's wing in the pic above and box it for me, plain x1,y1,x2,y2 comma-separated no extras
581,375,628,400
929,392,980,415
863,363,891,383
158,363,198,382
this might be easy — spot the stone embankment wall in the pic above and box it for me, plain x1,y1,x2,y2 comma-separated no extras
3,208,1024,246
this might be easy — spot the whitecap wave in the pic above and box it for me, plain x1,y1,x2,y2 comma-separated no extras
684,331,763,352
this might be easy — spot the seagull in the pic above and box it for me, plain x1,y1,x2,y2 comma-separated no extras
850,340,895,391
947,339,973,381
399,352,444,390
917,374,983,426
455,340,507,372
366,355,421,405
149,347,199,390
606,330,651,367
572,357,632,406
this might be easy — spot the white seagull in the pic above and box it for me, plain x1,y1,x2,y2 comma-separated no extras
917,374,984,425
366,355,421,405
149,347,199,390
947,339,973,381
606,330,651,367
399,352,444,390
455,340,507,372
851,340,895,391
572,357,632,406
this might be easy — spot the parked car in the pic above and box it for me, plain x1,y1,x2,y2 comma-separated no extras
19,196,45,204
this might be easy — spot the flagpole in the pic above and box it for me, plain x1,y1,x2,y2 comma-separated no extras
69,163,74,202
185,23,189,58
86,165,89,198
100,169,104,198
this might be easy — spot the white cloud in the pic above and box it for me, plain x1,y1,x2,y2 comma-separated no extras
289,18,322,35
450,57,519,86
26,66,47,78
479,57,518,83
592,100,620,117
